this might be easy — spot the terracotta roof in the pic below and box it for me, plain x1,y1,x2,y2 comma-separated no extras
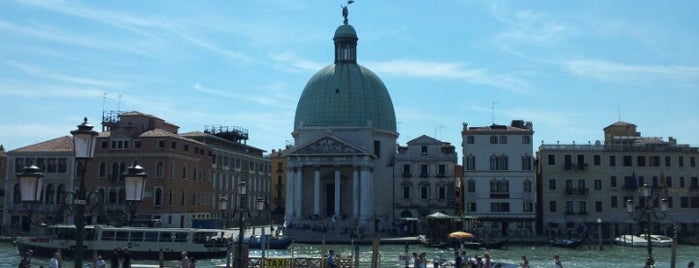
10,136,74,153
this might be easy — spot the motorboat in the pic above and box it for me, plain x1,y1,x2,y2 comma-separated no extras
614,234,647,247
244,234,293,249
639,234,673,247
550,238,583,249
15,224,235,260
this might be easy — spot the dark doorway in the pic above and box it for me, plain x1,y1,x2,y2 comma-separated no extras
501,221,509,237
325,183,335,217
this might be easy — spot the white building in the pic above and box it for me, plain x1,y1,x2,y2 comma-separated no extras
284,8,397,235
461,120,536,238
537,121,699,239
393,135,458,234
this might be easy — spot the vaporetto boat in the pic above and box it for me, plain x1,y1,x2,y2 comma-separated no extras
15,225,236,260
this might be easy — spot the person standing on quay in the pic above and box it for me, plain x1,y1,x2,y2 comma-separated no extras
110,249,121,268
180,251,191,268
121,249,131,268
19,252,31,268
95,255,107,268
519,255,529,268
48,252,60,268
326,249,337,268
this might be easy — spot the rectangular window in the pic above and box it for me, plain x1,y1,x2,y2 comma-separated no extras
420,165,429,176
490,202,510,212
402,186,410,199
466,136,475,144
691,156,696,167
623,155,632,166
680,197,688,208
158,140,165,148
665,156,671,167
467,202,476,212
523,202,533,212
609,155,616,167
420,186,429,199
438,186,446,199
610,176,617,188
421,146,428,154
611,196,618,208
373,140,381,158
57,158,67,173
637,156,646,167
548,179,556,190
490,136,497,144
549,201,557,212
521,156,532,170
402,164,411,175
467,181,475,192
594,155,601,165
134,140,141,148
437,164,446,176
650,156,660,167
171,142,177,149
595,201,603,213
47,158,57,173
680,177,686,188
548,155,555,165
679,156,684,167
594,179,602,190
465,156,475,170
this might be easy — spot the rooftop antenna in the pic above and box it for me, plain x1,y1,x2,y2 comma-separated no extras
491,101,498,125
434,125,444,139
617,102,621,122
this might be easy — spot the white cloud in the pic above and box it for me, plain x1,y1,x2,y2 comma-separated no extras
566,60,699,85
367,60,530,93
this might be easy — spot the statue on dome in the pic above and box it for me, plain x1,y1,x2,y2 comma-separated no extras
342,0,354,25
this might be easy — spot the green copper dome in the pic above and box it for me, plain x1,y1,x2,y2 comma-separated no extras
294,21,396,132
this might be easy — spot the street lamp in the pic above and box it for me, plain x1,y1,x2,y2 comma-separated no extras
626,183,668,266
256,197,266,267
71,117,98,268
17,165,44,229
237,181,247,268
220,196,228,228
597,218,603,250
124,161,147,226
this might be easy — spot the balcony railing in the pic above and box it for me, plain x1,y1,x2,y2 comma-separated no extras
402,172,412,178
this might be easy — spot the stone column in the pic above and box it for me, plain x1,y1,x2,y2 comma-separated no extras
285,167,295,220
353,167,359,218
295,167,303,218
313,166,321,216
334,166,341,217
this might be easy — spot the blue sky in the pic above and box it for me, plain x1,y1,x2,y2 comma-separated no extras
1,0,698,157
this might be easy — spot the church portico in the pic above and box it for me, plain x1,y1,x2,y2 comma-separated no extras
285,154,375,223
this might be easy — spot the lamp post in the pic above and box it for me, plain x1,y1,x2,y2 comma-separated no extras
256,197,266,267
597,218,603,250
220,196,229,228
17,165,45,230
627,183,668,266
124,161,147,226
237,181,247,268
71,117,98,268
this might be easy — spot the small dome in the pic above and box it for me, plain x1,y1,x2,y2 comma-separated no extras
334,25,357,40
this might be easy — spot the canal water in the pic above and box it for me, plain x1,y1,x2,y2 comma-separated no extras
1,241,696,267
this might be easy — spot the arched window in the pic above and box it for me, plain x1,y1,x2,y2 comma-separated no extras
111,162,119,182
119,162,127,181
109,189,118,204
156,161,164,178
155,188,163,207
99,162,106,178
46,184,56,204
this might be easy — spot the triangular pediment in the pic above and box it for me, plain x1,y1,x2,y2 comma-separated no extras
287,135,370,156
407,135,441,145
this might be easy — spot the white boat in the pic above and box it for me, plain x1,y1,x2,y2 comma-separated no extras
639,234,673,247
15,224,236,260
614,234,647,247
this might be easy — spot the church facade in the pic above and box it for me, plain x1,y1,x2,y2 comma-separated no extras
284,8,398,234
